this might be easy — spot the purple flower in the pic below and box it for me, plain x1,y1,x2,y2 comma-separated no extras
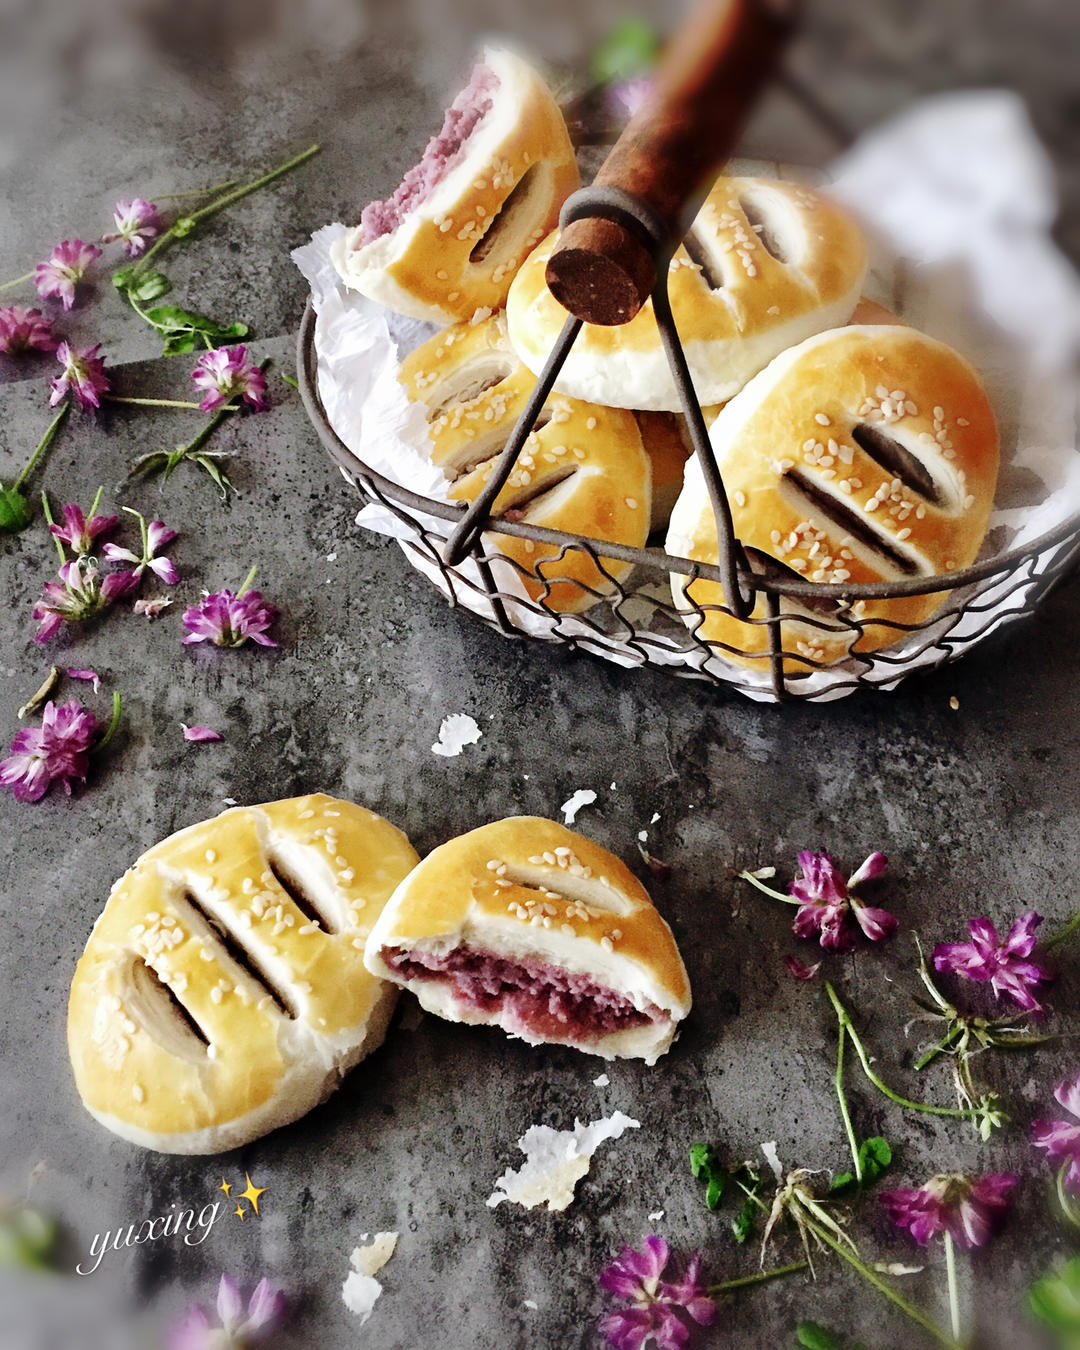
0,305,59,355
599,1236,715,1350
104,517,178,585
133,595,173,619
32,556,136,643
0,699,99,802
790,850,897,953
190,345,269,413
182,580,279,649
605,76,655,120
933,911,1052,1014
181,724,223,742
169,1274,287,1350
49,501,118,556
49,341,110,409
102,198,164,258
34,239,102,310
1032,1070,1080,1192
880,1173,1017,1250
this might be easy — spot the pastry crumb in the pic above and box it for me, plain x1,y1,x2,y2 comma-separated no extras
487,1112,640,1211
432,713,482,757
560,788,597,825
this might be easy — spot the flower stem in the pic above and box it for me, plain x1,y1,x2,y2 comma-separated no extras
835,1021,862,1183
943,1232,961,1344
1044,910,1080,950
0,270,35,293
183,357,271,457
96,691,123,750
13,404,69,491
738,869,801,905
280,371,299,390
40,491,66,565
825,983,988,1123
105,395,234,411
707,1261,808,1294
154,179,240,200
236,565,258,598
914,1024,965,1072
131,145,319,275
806,1214,964,1350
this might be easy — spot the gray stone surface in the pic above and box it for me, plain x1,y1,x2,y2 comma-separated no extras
1,3,1079,1349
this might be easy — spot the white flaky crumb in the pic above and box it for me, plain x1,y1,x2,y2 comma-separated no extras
593,1074,610,1088
342,1232,398,1324
560,788,597,825
486,1112,640,1211
222,797,237,807
650,812,660,824
431,713,482,758
524,1299,538,1310
637,829,648,842
648,1209,665,1222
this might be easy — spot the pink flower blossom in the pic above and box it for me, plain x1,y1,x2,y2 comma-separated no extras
34,239,102,310
605,75,655,119
1032,1070,1080,1192
169,1274,287,1350
0,305,58,355
181,724,223,742
49,341,110,409
182,582,279,649
49,501,118,555
190,345,269,413
599,1235,715,1350
104,518,178,585
933,911,1052,1014
32,557,137,643
0,699,99,802
133,595,173,618
103,198,164,258
880,1173,1017,1250
790,850,897,953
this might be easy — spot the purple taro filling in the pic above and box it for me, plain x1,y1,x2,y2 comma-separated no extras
358,63,499,245
384,944,665,1043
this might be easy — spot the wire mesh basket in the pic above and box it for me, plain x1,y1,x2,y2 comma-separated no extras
296,298,1080,703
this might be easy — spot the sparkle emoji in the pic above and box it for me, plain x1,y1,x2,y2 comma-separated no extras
234,1204,247,1222
218,1178,232,1198
238,1173,267,1216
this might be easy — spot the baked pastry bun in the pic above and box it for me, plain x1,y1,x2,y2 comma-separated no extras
506,176,867,411
332,47,579,325
364,817,691,1065
67,795,419,1154
665,325,1000,669
400,311,651,613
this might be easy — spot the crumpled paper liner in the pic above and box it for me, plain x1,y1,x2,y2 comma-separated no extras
293,90,1080,702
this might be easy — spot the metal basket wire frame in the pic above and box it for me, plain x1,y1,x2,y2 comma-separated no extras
296,292,1080,702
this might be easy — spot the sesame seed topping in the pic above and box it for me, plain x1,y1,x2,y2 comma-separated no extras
814,413,830,426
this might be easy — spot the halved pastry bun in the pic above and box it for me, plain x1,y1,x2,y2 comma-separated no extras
363,817,691,1065
400,311,651,613
332,47,579,325
665,324,1000,670
67,795,419,1154
506,175,867,411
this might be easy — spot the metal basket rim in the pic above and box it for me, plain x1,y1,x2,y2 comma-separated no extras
296,298,1080,601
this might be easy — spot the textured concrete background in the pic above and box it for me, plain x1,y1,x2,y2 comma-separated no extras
1,2,1078,1348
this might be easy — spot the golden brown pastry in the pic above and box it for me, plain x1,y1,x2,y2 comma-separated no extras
332,47,579,325
364,817,692,1065
506,176,867,411
665,324,1000,669
67,795,419,1154
400,311,651,613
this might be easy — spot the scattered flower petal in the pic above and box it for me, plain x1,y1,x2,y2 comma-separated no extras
0,305,58,355
181,724,223,743
933,911,1052,1014
49,341,110,409
784,955,821,980
0,699,99,802
133,595,173,618
1033,1069,1080,1193
190,344,269,413
103,198,164,258
66,668,101,693
34,240,102,310
880,1172,1017,1249
182,583,279,648
103,515,179,585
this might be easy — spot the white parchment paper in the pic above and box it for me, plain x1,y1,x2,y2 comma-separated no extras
293,91,1080,702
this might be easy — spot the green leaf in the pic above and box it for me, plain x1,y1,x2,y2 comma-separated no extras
0,484,32,532
858,1136,892,1183
1031,1256,1080,1335
829,1171,855,1195
112,265,135,290
129,271,172,302
689,1143,710,1178
161,331,201,355
705,1175,725,1210
590,18,659,85
795,1324,845,1350
172,215,197,238
0,1206,57,1271
689,1143,726,1210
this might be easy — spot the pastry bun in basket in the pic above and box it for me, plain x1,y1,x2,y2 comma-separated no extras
665,325,1000,669
332,47,579,325
506,176,867,412
363,817,692,1065
67,795,419,1154
400,312,651,613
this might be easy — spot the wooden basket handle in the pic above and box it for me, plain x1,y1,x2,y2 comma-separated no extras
546,0,793,326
